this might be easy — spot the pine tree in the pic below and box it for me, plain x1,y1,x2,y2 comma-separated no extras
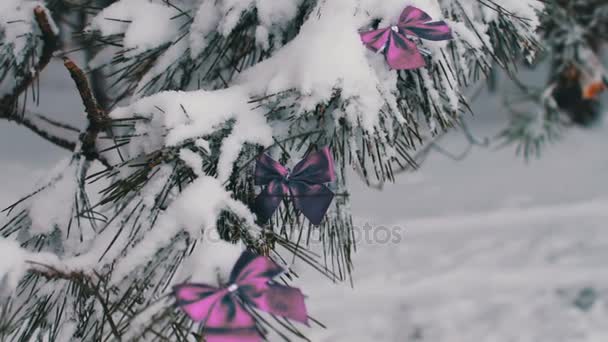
0,1,543,341
499,0,608,159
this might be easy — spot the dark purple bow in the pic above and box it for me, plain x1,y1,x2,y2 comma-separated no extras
360,6,453,70
173,251,308,342
254,146,335,225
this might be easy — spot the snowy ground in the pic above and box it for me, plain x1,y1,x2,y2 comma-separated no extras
1,62,608,341
303,95,608,341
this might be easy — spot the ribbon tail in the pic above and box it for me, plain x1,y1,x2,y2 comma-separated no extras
204,298,256,330
248,284,309,325
290,183,334,225
404,20,453,41
202,327,262,342
386,31,426,70
173,284,223,322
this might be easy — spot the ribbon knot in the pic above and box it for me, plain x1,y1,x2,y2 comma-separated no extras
174,251,309,342
254,146,336,225
360,6,453,70
283,168,292,181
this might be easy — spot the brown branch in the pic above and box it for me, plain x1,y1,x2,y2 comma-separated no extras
63,57,113,167
32,6,58,75
8,113,77,151
0,6,58,112
0,7,114,167
0,6,79,152
0,104,80,151
63,58,107,125
25,260,87,282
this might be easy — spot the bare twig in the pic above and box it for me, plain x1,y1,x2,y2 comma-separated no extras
25,260,87,282
0,104,80,151
63,57,112,167
63,58,108,126
32,6,58,72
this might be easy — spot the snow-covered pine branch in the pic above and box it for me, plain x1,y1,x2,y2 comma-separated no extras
0,0,79,153
0,0,58,101
0,0,544,341
84,0,542,178
0,237,64,294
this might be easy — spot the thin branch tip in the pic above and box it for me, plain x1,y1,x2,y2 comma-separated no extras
63,58,113,167
63,57,109,125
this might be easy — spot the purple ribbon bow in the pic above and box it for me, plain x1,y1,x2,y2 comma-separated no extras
254,146,335,225
173,250,308,342
360,6,453,70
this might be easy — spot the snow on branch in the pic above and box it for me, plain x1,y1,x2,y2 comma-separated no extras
84,0,543,166
62,57,114,167
0,2,78,151
0,2,58,104
1,157,99,254
0,238,62,296
85,0,315,103
110,175,258,283
0,1,546,340
0,105,80,151
72,0,545,286
108,86,272,181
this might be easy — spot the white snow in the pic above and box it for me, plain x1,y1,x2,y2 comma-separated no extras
2,74,608,341
195,138,210,153
0,0,583,340
177,228,244,284
0,238,30,295
111,175,259,282
179,148,204,177
0,0,44,59
88,0,181,57
0,237,62,296
189,1,222,58
27,159,78,235
304,198,608,341
213,0,303,37
237,1,387,130
0,0,52,97
109,87,273,182
88,0,542,137
295,86,608,341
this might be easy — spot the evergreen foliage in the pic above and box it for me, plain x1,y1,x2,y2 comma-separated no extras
0,1,545,340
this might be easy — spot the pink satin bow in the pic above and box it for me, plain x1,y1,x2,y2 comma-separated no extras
173,251,308,341
360,6,453,70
